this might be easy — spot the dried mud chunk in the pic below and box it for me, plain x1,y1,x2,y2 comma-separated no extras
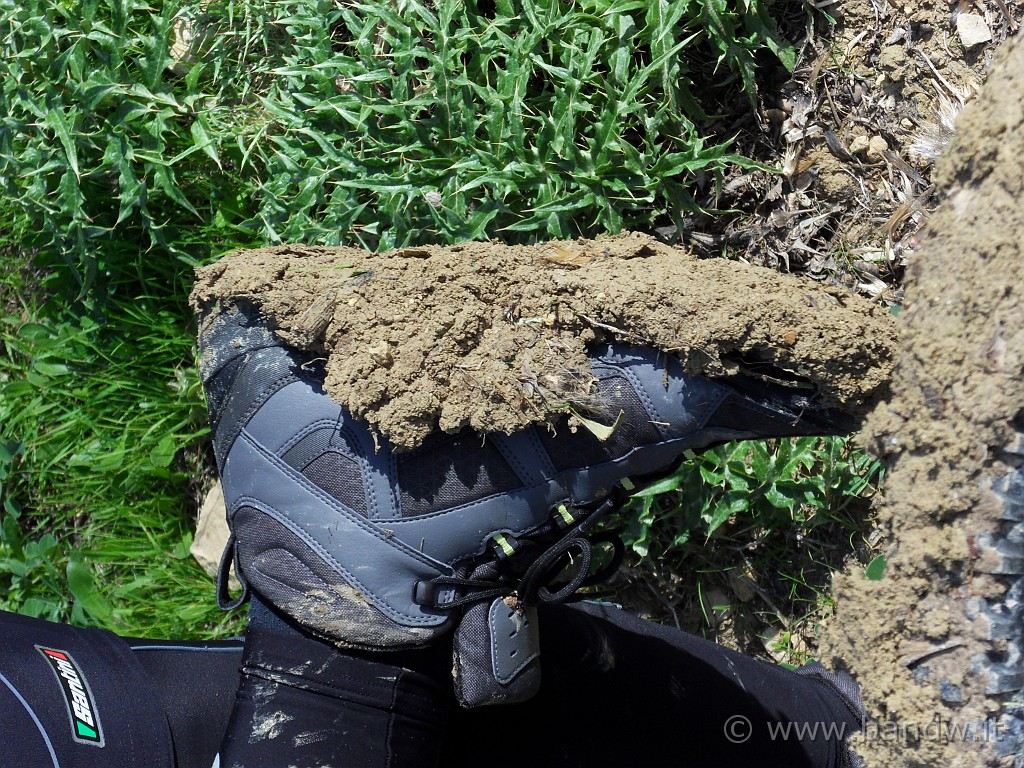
191,232,897,449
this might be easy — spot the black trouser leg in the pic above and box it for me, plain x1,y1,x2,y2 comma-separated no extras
0,602,860,768
127,638,243,768
215,597,451,768
441,602,861,768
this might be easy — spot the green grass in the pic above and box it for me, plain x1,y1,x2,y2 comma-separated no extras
624,436,881,557
0,232,246,637
0,0,879,644
0,0,794,293
609,436,882,663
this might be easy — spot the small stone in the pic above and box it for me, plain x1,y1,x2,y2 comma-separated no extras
758,626,790,663
368,340,393,366
900,118,914,130
168,19,198,76
850,135,871,155
957,13,992,48
867,136,889,161
727,569,758,602
190,480,240,590
851,135,888,161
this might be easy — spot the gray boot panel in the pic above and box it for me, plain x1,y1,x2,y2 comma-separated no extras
223,432,451,629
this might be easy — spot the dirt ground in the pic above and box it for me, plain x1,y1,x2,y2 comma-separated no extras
817,32,1024,768
700,0,1019,307
191,234,895,449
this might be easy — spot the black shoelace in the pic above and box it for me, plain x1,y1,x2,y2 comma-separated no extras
419,508,627,610
414,458,685,611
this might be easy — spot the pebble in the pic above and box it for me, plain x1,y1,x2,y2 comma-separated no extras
850,135,889,161
957,13,992,48
867,136,889,161
368,340,393,366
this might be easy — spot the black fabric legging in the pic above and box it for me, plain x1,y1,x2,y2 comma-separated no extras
0,601,860,768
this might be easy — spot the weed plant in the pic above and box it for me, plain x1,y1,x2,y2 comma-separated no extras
0,0,794,290
0,0,878,644
625,437,880,556
608,436,882,662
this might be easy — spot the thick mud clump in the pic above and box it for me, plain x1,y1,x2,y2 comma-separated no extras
192,233,895,449
820,38,1024,768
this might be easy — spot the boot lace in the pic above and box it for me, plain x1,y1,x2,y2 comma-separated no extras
413,459,684,611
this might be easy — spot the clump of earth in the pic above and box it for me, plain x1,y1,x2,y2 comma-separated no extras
191,232,895,449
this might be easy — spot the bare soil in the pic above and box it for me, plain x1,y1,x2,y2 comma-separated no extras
191,233,895,450
820,35,1024,768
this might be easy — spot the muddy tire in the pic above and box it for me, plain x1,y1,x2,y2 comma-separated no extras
970,439,1024,762
819,35,1024,768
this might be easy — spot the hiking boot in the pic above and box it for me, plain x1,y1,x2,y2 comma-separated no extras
200,303,852,704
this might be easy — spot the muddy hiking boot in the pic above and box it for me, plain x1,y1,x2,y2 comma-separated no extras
200,303,853,707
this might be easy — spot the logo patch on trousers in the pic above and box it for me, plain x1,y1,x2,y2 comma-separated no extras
36,647,105,747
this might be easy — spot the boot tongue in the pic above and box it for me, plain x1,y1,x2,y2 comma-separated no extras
452,594,541,708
